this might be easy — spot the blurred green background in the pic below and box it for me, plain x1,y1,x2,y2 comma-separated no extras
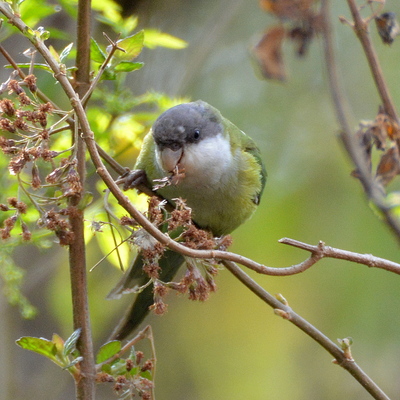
1,1,400,399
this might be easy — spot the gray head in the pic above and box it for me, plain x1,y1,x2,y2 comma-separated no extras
152,101,223,151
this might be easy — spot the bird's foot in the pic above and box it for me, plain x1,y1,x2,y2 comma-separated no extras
116,169,150,192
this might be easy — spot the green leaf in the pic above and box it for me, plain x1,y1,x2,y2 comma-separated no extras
16,337,57,360
0,254,37,318
101,67,117,81
52,333,65,357
114,61,144,73
144,29,187,49
96,340,121,364
91,38,106,64
49,45,60,63
140,370,153,380
63,356,83,369
4,63,53,73
59,43,74,62
95,15,138,38
63,328,81,356
110,358,128,375
39,29,50,41
127,366,139,376
114,30,144,61
20,0,55,28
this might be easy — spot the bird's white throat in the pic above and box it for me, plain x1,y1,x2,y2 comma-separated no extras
157,133,234,188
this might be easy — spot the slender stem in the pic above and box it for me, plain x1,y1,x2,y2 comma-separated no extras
279,238,400,274
223,260,390,400
0,45,59,108
347,0,398,122
321,0,400,241
68,1,95,399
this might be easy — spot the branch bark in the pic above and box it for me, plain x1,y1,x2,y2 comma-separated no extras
223,260,391,400
68,1,95,399
320,0,400,242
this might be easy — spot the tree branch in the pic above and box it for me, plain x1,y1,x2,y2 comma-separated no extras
346,0,398,122
279,237,400,274
223,260,391,400
68,1,95,399
320,0,400,241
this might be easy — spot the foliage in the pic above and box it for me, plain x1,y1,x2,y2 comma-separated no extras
0,0,187,319
16,329,155,398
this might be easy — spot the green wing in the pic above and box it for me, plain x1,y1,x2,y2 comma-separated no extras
224,116,267,205
108,249,185,341
242,133,267,204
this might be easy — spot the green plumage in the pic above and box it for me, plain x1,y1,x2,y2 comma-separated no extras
109,101,266,340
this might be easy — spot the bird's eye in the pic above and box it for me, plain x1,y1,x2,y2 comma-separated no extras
193,129,200,140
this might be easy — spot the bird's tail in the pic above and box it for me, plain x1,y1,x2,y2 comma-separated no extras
108,249,185,341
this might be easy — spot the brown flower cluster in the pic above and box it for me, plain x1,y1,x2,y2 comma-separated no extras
179,259,219,302
252,0,322,81
137,196,232,310
96,350,154,399
38,209,74,246
0,73,56,180
354,107,400,187
0,197,31,240
149,280,168,315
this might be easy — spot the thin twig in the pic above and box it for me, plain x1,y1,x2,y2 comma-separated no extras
0,44,59,108
223,260,391,400
321,0,400,241
95,325,152,370
279,237,400,274
346,0,398,122
68,0,95,399
80,32,124,106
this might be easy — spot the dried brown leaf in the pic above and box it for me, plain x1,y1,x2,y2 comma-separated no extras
259,0,316,20
376,146,400,186
375,12,400,45
252,25,287,81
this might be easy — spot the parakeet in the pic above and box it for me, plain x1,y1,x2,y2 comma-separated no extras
109,100,266,340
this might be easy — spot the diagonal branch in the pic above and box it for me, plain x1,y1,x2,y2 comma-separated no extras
320,0,400,241
279,237,400,274
223,260,391,400
346,0,398,122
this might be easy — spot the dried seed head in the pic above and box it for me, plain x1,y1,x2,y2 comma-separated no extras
24,74,37,92
7,79,23,95
0,118,16,133
18,92,31,105
39,102,53,113
31,164,41,189
21,222,32,241
0,98,15,116
8,197,27,214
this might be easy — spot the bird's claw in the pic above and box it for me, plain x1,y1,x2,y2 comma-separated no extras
117,169,150,191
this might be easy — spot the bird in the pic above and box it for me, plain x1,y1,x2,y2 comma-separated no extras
108,100,266,340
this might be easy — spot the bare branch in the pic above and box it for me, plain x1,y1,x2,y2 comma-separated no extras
279,237,400,274
346,0,398,121
223,260,391,400
67,1,95,399
320,0,400,241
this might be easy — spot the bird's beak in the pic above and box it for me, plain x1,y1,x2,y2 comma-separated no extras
159,147,183,172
